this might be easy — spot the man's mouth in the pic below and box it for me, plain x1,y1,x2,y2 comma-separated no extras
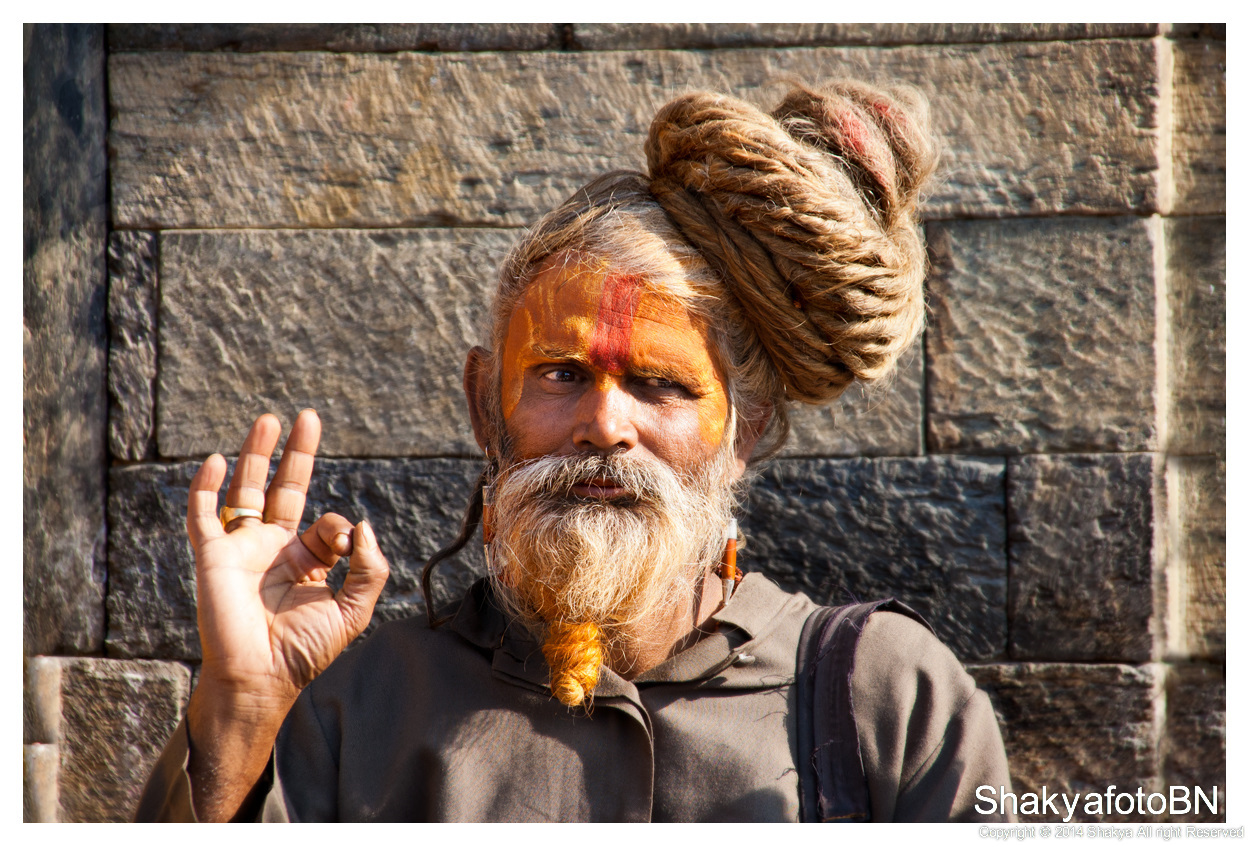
571,477,630,499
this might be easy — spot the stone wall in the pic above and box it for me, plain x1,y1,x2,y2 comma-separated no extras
24,23,1225,822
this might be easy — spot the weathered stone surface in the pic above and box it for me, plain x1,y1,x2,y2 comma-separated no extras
1167,24,1226,40
1172,456,1225,660
57,657,191,822
107,230,158,460
108,23,561,52
24,655,62,744
24,743,59,823
970,663,1164,822
24,23,108,655
157,228,511,458
1167,216,1225,455
1171,40,1225,215
1163,662,1225,821
1008,454,1160,662
107,459,487,660
110,40,1160,229
574,23,1158,50
740,456,1006,661
782,346,922,457
926,217,1158,454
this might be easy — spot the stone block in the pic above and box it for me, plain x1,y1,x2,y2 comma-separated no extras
1163,662,1225,821
24,743,59,823
57,658,192,822
1172,456,1225,660
157,228,512,458
573,23,1158,50
1166,216,1225,455
110,40,1160,229
107,23,561,52
739,456,1006,661
1008,454,1161,662
1171,40,1225,215
926,217,1158,454
25,655,62,743
782,345,922,457
970,662,1164,822
106,458,487,660
107,230,158,460
24,23,108,655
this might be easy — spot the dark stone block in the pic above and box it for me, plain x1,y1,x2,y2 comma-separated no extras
23,23,108,655
740,457,1007,661
1167,216,1225,455
1008,454,1160,662
1163,662,1225,822
106,458,486,660
971,662,1164,822
107,230,157,460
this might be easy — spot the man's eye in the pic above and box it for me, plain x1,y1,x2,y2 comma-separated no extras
641,376,687,393
540,368,578,383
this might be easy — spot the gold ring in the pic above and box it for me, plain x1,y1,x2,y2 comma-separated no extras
220,506,264,528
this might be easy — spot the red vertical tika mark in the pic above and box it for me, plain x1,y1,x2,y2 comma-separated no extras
588,274,642,373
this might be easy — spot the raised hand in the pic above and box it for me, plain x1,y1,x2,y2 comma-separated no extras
182,409,389,820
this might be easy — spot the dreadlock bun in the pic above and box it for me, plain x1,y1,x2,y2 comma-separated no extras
645,81,938,404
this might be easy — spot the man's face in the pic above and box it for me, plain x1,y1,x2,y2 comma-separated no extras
498,254,734,481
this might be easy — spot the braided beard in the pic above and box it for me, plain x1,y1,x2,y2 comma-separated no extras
487,442,740,684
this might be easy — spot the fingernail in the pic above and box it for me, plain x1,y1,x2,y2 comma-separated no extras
333,532,351,552
360,519,376,548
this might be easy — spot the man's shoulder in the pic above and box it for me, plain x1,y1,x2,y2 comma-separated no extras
853,609,978,718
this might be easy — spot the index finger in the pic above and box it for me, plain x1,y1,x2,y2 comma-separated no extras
263,408,322,531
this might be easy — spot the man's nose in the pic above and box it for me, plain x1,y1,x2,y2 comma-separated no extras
572,380,638,453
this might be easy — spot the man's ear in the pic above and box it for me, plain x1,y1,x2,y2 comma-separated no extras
731,403,772,477
463,346,495,452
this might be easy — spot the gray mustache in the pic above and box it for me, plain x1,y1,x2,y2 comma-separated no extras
497,453,677,504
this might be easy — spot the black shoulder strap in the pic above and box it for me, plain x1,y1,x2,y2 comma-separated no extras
795,598,933,823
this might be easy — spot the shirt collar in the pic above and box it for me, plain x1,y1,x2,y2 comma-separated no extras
444,572,813,695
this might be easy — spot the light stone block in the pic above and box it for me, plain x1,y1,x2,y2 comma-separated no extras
1171,40,1225,215
926,217,1158,454
574,23,1159,50
970,663,1164,822
110,41,1161,229
1173,456,1225,660
107,23,561,52
157,228,513,458
782,345,922,457
56,658,192,822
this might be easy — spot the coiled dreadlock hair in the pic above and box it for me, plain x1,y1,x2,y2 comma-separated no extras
423,79,939,704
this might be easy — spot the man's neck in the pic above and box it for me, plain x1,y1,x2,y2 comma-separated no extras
603,566,724,680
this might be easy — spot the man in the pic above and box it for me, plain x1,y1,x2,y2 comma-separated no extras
137,81,1013,822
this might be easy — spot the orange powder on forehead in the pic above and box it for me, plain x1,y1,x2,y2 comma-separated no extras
499,261,731,449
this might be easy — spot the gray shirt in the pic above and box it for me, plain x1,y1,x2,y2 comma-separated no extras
136,573,1013,822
